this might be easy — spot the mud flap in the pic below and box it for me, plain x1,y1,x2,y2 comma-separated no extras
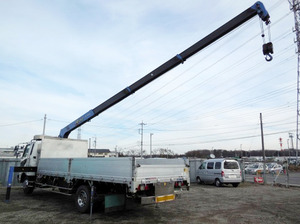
104,194,126,213
155,182,174,196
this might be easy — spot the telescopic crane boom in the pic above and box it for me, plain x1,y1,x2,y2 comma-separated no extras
59,1,273,138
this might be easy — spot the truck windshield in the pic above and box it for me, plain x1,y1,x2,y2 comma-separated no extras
224,161,239,169
22,144,31,158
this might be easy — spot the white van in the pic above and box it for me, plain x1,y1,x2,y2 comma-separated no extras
196,158,242,187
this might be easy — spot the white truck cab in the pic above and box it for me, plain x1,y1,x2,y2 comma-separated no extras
20,138,41,168
18,135,88,186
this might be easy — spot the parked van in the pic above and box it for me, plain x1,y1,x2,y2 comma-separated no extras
196,158,242,187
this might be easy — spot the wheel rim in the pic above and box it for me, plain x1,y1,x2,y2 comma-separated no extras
77,190,88,208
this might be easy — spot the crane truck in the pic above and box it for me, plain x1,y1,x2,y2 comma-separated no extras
8,1,272,213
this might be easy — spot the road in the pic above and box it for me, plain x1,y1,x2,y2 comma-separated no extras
245,172,300,186
1,183,300,224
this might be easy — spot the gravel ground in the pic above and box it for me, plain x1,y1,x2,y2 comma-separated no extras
1,182,300,224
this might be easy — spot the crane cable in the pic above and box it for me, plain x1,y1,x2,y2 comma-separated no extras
260,17,273,61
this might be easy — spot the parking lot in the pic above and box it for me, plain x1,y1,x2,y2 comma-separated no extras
1,182,300,224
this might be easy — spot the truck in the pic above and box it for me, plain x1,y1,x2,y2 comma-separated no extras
11,1,272,213
19,135,189,212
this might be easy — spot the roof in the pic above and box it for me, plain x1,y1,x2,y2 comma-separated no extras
88,149,110,153
204,158,237,162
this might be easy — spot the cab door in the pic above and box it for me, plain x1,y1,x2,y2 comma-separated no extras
20,144,32,167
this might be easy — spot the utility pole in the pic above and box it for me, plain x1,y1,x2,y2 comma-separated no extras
289,133,294,159
289,0,300,162
260,113,267,185
139,121,146,158
289,133,294,149
150,133,154,158
93,136,97,149
115,145,118,157
77,127,82,140
42,114,47,136
287,139,291,158
240,144,243,158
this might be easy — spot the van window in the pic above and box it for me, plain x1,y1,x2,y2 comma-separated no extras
224,161,239,169
199,162,206,170
215,162,221,169
207,162,214,169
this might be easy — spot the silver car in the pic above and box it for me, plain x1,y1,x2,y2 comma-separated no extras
196,158,242,187
245,163,267,175
268,163,283,174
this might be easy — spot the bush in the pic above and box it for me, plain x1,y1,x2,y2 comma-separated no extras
288,164,300,172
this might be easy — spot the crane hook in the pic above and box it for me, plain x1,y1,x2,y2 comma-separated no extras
262,42,273,62
265,53,273,62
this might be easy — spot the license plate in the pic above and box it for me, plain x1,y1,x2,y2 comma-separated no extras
155,194,175,203
229,175,236,178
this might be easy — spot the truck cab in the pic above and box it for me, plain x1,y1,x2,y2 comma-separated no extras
18,135,88,191
18,137,42,191
20,139,41,168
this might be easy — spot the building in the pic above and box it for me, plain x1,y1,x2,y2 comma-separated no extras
88,149,116,157
0,147,15,158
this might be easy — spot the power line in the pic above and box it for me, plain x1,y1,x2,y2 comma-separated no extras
0,119,43,127
67,3,295,153
102,9,294,126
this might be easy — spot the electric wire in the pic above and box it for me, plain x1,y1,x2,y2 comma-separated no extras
96,12,294,130
0,119,43,127
95,8,293,128
49,3,296,152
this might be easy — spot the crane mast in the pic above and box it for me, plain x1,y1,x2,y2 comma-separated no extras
59,1,273,138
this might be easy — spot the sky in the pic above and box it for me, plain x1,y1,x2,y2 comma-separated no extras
0,0,298,155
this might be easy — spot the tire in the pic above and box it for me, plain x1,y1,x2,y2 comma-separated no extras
23,178,34,195
215,179,222,187
232,183,239,188
75,185,91,213
196,177,202,184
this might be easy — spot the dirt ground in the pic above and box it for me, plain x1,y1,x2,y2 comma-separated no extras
1,182,300,224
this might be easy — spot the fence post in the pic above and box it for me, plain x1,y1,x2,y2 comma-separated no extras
5,166,15,203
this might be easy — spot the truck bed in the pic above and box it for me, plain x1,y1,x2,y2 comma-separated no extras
37,157,189,193
38,157,133,183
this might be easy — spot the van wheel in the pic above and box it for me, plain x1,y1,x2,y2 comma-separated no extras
215,179,222,187
75,185,91,213
196,177,202,184
232,183,239,188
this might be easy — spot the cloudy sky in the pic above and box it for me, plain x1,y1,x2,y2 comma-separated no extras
0,0,297,155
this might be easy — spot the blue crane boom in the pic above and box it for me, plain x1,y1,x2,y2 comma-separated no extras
59,1,273,138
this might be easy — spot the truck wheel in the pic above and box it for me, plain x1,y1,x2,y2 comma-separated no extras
75,185,91,213
215,179,222,187
23,178,34,195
